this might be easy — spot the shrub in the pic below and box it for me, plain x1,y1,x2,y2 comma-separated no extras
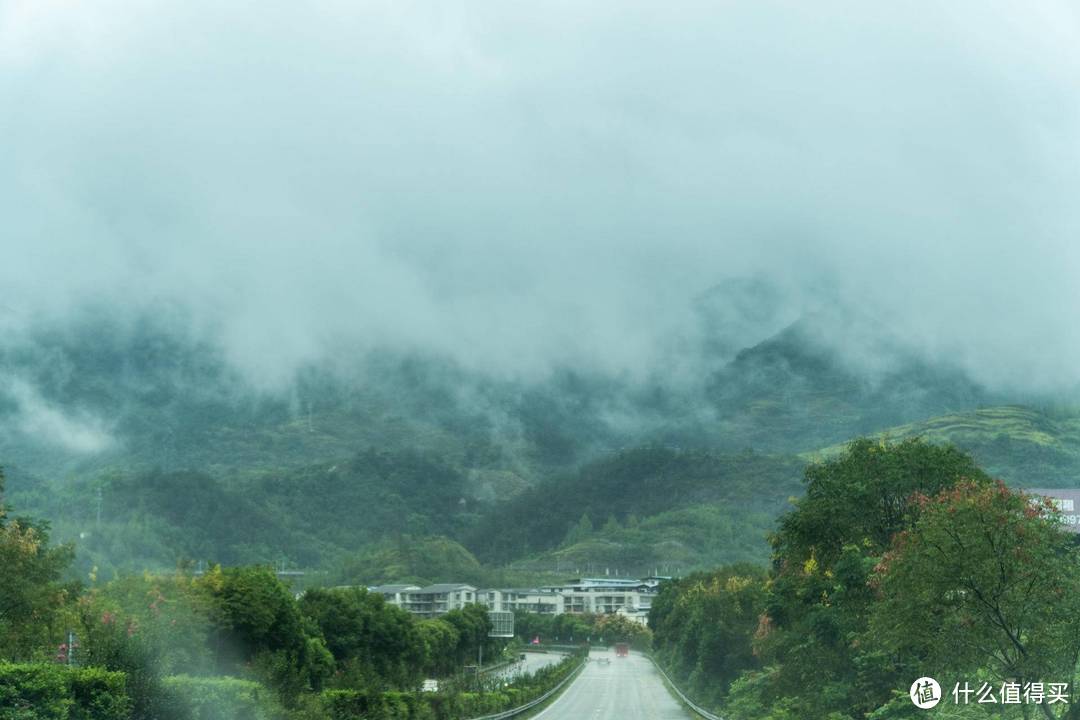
163,675,286,720
0,663,70,720
68,666,132,720
0,663,131,720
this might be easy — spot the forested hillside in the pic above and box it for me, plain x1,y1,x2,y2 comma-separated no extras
466,447,803,568
5,311,1080,583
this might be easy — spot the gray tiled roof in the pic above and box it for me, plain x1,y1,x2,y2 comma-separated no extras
415,583,477,594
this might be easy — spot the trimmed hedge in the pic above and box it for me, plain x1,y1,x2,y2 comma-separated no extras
162,675,286,720
0,663,131,720
322,689,433,720
322,651,585,720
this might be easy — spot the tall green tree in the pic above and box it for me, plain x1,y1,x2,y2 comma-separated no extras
194,565,333,700
443,604,494,667
416,618,460,676
300,587,423,689
650,566,765,708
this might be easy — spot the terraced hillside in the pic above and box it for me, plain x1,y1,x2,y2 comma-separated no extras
807,405,1080,486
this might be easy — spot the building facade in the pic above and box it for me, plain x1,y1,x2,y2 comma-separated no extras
370,577,666,622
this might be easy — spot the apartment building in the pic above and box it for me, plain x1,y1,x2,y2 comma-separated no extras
370,577,666,622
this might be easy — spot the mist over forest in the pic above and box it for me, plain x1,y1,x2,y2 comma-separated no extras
6,4,1080,720
3,0,1080,579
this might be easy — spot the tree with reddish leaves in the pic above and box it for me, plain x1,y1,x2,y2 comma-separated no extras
870,481,1080,720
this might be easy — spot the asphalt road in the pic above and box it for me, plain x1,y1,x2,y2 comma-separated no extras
530,649,694,720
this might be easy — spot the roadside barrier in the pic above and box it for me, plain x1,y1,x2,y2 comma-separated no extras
467,656,587,720
645,655,723,720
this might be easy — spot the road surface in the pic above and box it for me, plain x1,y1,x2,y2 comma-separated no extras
490,651,565,682
531,649,693,720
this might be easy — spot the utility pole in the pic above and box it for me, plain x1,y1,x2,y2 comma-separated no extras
96,487,103,527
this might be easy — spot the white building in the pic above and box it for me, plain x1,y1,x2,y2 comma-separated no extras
372,576,668,620
402,583,478,618
369,584,421,606
480,589,560,614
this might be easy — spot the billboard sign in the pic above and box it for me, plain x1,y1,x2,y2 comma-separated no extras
1025,488,1080,533
488,611,514,638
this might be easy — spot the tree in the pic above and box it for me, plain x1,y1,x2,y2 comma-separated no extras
773,438,990,568
602,514,621,534
76,572,216,720
594,613,651,649
870,481,1080,720
758,439,991,719
443,604,494,667
650,566,765,708
194,565,333,700
417,618,460,676
562,513,594,547
300,587,423,689
0,468,76,660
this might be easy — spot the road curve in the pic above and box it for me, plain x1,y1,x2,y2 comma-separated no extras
530,649,694,720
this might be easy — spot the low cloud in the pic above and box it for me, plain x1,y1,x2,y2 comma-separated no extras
1,1,1078,392
2,378,114,454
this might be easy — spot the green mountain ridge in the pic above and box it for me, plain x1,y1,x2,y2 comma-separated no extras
5,313,1079,585
806,405,1080,486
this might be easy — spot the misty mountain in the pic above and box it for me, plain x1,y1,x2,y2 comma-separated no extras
706,314,995,452
0,299,1003,480
2,299,1075,582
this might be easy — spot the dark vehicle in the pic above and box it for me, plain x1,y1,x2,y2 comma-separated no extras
615,643,629,657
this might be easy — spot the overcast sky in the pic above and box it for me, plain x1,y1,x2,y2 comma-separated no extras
2,1,1078,391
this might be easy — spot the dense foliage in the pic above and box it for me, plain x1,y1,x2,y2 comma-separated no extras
0,474,566,720
468,447,803,566
0,663,131,720
0,470,75,661
650,565,766,708
649,438,1080,720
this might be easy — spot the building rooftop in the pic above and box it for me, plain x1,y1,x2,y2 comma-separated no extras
414,583,477,594
370,584,421,594
497,588,559,596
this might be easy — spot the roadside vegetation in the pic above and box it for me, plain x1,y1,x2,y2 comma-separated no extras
8,436,1080,719
0,466,584,719
650,438,1080,719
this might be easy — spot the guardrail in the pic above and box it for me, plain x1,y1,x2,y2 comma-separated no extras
646,655,723,720
467,656,587,720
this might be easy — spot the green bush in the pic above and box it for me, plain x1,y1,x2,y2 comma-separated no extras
68,666,132,720
0,663,70,720
320,688,370,719
321,689,417,720
0,663,130,720
163,675,286,720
